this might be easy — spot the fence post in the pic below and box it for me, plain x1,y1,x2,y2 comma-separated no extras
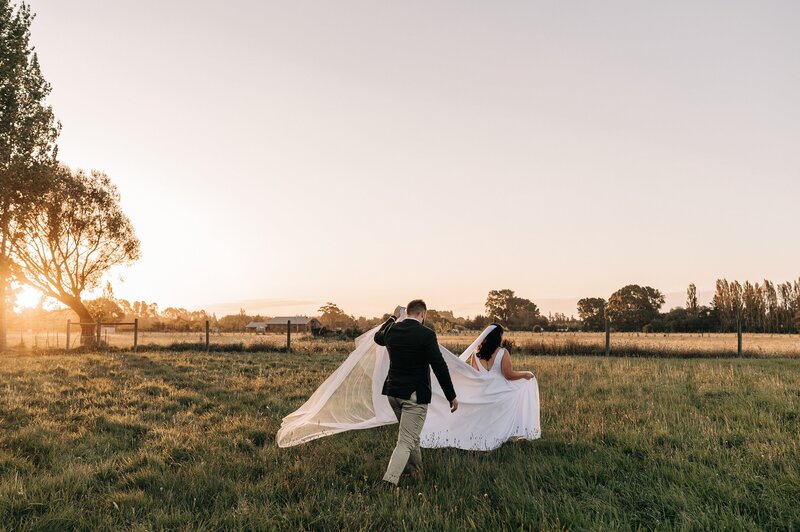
134,318,139,352
96,321,101,347
287,320,292,353
205,320,210,352
66,319,71,351
604,311,611,357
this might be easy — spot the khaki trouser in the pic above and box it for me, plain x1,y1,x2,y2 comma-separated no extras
383,392,428,485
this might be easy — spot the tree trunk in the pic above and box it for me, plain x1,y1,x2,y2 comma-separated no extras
0,199,12,353
68,298,97,348
0,252,8,353
0,269,7,353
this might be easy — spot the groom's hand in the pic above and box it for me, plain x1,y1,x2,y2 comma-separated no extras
392,306,403,318
449,398,459,413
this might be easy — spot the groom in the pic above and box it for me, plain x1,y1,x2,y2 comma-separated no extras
374,299,458,487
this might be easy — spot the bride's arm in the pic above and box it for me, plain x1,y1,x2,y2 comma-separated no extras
374,306,403,346
500,351,534,381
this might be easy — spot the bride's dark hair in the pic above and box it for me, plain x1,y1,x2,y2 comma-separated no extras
476,324,504,361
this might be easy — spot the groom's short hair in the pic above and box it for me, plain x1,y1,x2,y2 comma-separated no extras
407,299,427,315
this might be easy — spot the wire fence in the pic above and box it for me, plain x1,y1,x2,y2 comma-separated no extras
5,324,800,358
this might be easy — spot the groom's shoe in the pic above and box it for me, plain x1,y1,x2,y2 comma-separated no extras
380,480,399,491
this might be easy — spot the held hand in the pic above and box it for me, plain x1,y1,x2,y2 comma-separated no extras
450,398,459,413
392,305,403,318
523,371,535,380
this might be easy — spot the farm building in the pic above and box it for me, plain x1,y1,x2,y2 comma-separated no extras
245,321,269,334
246,317,321,334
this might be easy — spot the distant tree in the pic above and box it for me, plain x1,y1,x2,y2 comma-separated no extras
132,300,159,320
763,280,779,333
742,281,765,332
686,283,698,314
606,285,665,332
0,1,60,351
577,297,606,332
465,314,492,330
355,315,382,331
116,298,135,318
218,308,263,332
713,279,732,331
547,312,581,332
793,278,800,333
730,280,744,333
157,307,214,331
506,297,544,330
777,281,796,333
161,307,187,323
318,302,355,330
649,305,718,333
697,306,720,332
649,307,689,333
485,289,542,330
714,278,767,333
424,309,463,334
85,298,124,323
485,289,516,324
10,166,141,345
84,281,124,323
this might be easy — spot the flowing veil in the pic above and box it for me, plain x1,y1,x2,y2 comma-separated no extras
276,319,499,448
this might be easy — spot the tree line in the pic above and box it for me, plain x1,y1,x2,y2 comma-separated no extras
7,279,800,344
577,281,800,334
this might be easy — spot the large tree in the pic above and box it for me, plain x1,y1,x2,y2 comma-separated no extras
10,166,140,345
485,289,516,324
577,297,606,332
606,285,665,332
0,1,60,351
485,289,543,330
712,279,744,333
686,283,698,314
318,302,355,330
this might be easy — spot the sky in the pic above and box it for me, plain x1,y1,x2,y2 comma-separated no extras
17,0,800,318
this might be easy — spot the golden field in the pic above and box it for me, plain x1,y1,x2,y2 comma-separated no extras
6,329,800,357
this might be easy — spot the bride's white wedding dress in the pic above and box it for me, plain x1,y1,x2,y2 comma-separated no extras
276,322,541,451
420,347,541,449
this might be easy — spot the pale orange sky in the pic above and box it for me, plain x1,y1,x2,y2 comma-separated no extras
19,1,800,318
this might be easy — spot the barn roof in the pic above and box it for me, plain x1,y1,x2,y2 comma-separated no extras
266,316,317,325
245,321,268,328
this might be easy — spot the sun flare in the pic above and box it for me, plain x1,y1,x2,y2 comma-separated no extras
14,285,44,311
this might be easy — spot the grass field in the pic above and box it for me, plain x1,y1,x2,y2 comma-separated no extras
442,331,800,358
1,348,799,530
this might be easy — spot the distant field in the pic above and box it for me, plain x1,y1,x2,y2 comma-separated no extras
0,350,798,529
7,329,800,357
6,330,312,351
440,331,800,358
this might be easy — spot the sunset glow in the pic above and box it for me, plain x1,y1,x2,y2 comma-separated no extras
21,0,800,318
13,285,44,311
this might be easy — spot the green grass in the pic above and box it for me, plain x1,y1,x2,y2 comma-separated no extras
0,350,799,530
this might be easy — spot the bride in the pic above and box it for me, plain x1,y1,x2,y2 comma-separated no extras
276,312,541,451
